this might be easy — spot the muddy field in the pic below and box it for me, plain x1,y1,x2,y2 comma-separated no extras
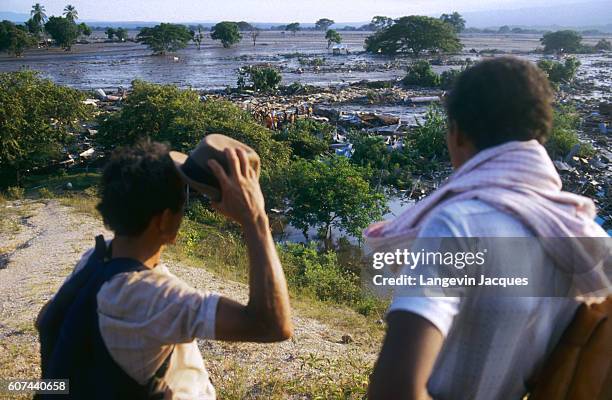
1,32,611,94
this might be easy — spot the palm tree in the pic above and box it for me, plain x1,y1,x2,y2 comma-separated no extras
30,3,47,27
63,5,78,22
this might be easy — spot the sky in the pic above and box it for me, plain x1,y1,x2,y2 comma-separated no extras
0,0,591,23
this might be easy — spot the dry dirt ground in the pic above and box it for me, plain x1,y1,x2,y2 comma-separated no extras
0,200,379,399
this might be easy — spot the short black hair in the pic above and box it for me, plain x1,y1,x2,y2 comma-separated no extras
97,140,186,236
445,57,554,150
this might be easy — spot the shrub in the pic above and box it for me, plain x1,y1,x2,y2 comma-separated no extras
281,242,363,305
440,68,462,89
537,57,581,84
0,71,91,187
594,39,612,51
7,186,25,200
276,119,333,159
407,106,449,171
545,105,593,159
238,66,282,92
402,61,440,87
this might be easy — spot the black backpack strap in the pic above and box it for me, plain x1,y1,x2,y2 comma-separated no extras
146,347,175,400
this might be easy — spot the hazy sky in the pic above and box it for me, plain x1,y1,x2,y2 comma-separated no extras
0,0,587,22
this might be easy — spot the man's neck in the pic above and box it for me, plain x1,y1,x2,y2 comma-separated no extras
111,235,163,270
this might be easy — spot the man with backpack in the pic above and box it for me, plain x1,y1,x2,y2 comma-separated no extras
36,137,293,399
366,57,610,399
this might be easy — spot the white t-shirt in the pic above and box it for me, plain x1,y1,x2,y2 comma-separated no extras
387,199,579,400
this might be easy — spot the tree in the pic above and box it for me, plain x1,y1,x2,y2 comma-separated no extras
285,22,300,36
78,22,91,37
0,21,36,57
366,15,462,56
28,3,47,39
594,38,611,51
193,25,203,49
115,27,128,41
325,29,342,49
0,71,91,186
105,27,115,40
371,16,393,31
30,3,47,27
540,30,582,53
250,28,260,46
439,12,465,33
498,25,511,34
44,16,79,50
285,156,387,244
136,23,193,54
63,5,78,22
236,21,254,31
315,18,334,31
210,21,241,48
276,119,333,159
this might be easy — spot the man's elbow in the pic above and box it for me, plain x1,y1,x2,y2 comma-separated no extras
267,319,294,342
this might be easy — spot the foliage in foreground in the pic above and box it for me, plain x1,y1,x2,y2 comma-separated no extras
0,71,91,187
136,23,193,54
97,80,290,173
402,60,441,87
365,15,462,56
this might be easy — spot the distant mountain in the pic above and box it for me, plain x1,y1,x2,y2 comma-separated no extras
462,1,612,29
0,11,29,22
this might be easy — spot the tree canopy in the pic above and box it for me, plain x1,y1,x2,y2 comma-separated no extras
136,23,193,54
540,30,583,53
0,71,91,186
439,12,465,33
63,5,78,22
210,21,241,48
285,156,387,242
325,29,342,48
365,15,462,56
315,18,334,31
285,22,300,35
44,16,79,50
371,16,394,31
275,119,333,159
0,21,36,56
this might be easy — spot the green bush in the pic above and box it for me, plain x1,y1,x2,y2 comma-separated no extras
408,106,449,170
238,66,282,92
0,70,91,187
545,105,593,159
537,57,581,84
276,119,333,159
402,60,440,87
440,68,462,89
97,80,290,173
540,30,582,53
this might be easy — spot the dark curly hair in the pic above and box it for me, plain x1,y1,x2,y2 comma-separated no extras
445,57,554,150
97,140,186,236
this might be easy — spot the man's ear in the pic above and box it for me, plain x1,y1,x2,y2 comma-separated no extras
158,208,182,244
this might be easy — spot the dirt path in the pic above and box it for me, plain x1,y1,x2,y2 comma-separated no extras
0,200,378,398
